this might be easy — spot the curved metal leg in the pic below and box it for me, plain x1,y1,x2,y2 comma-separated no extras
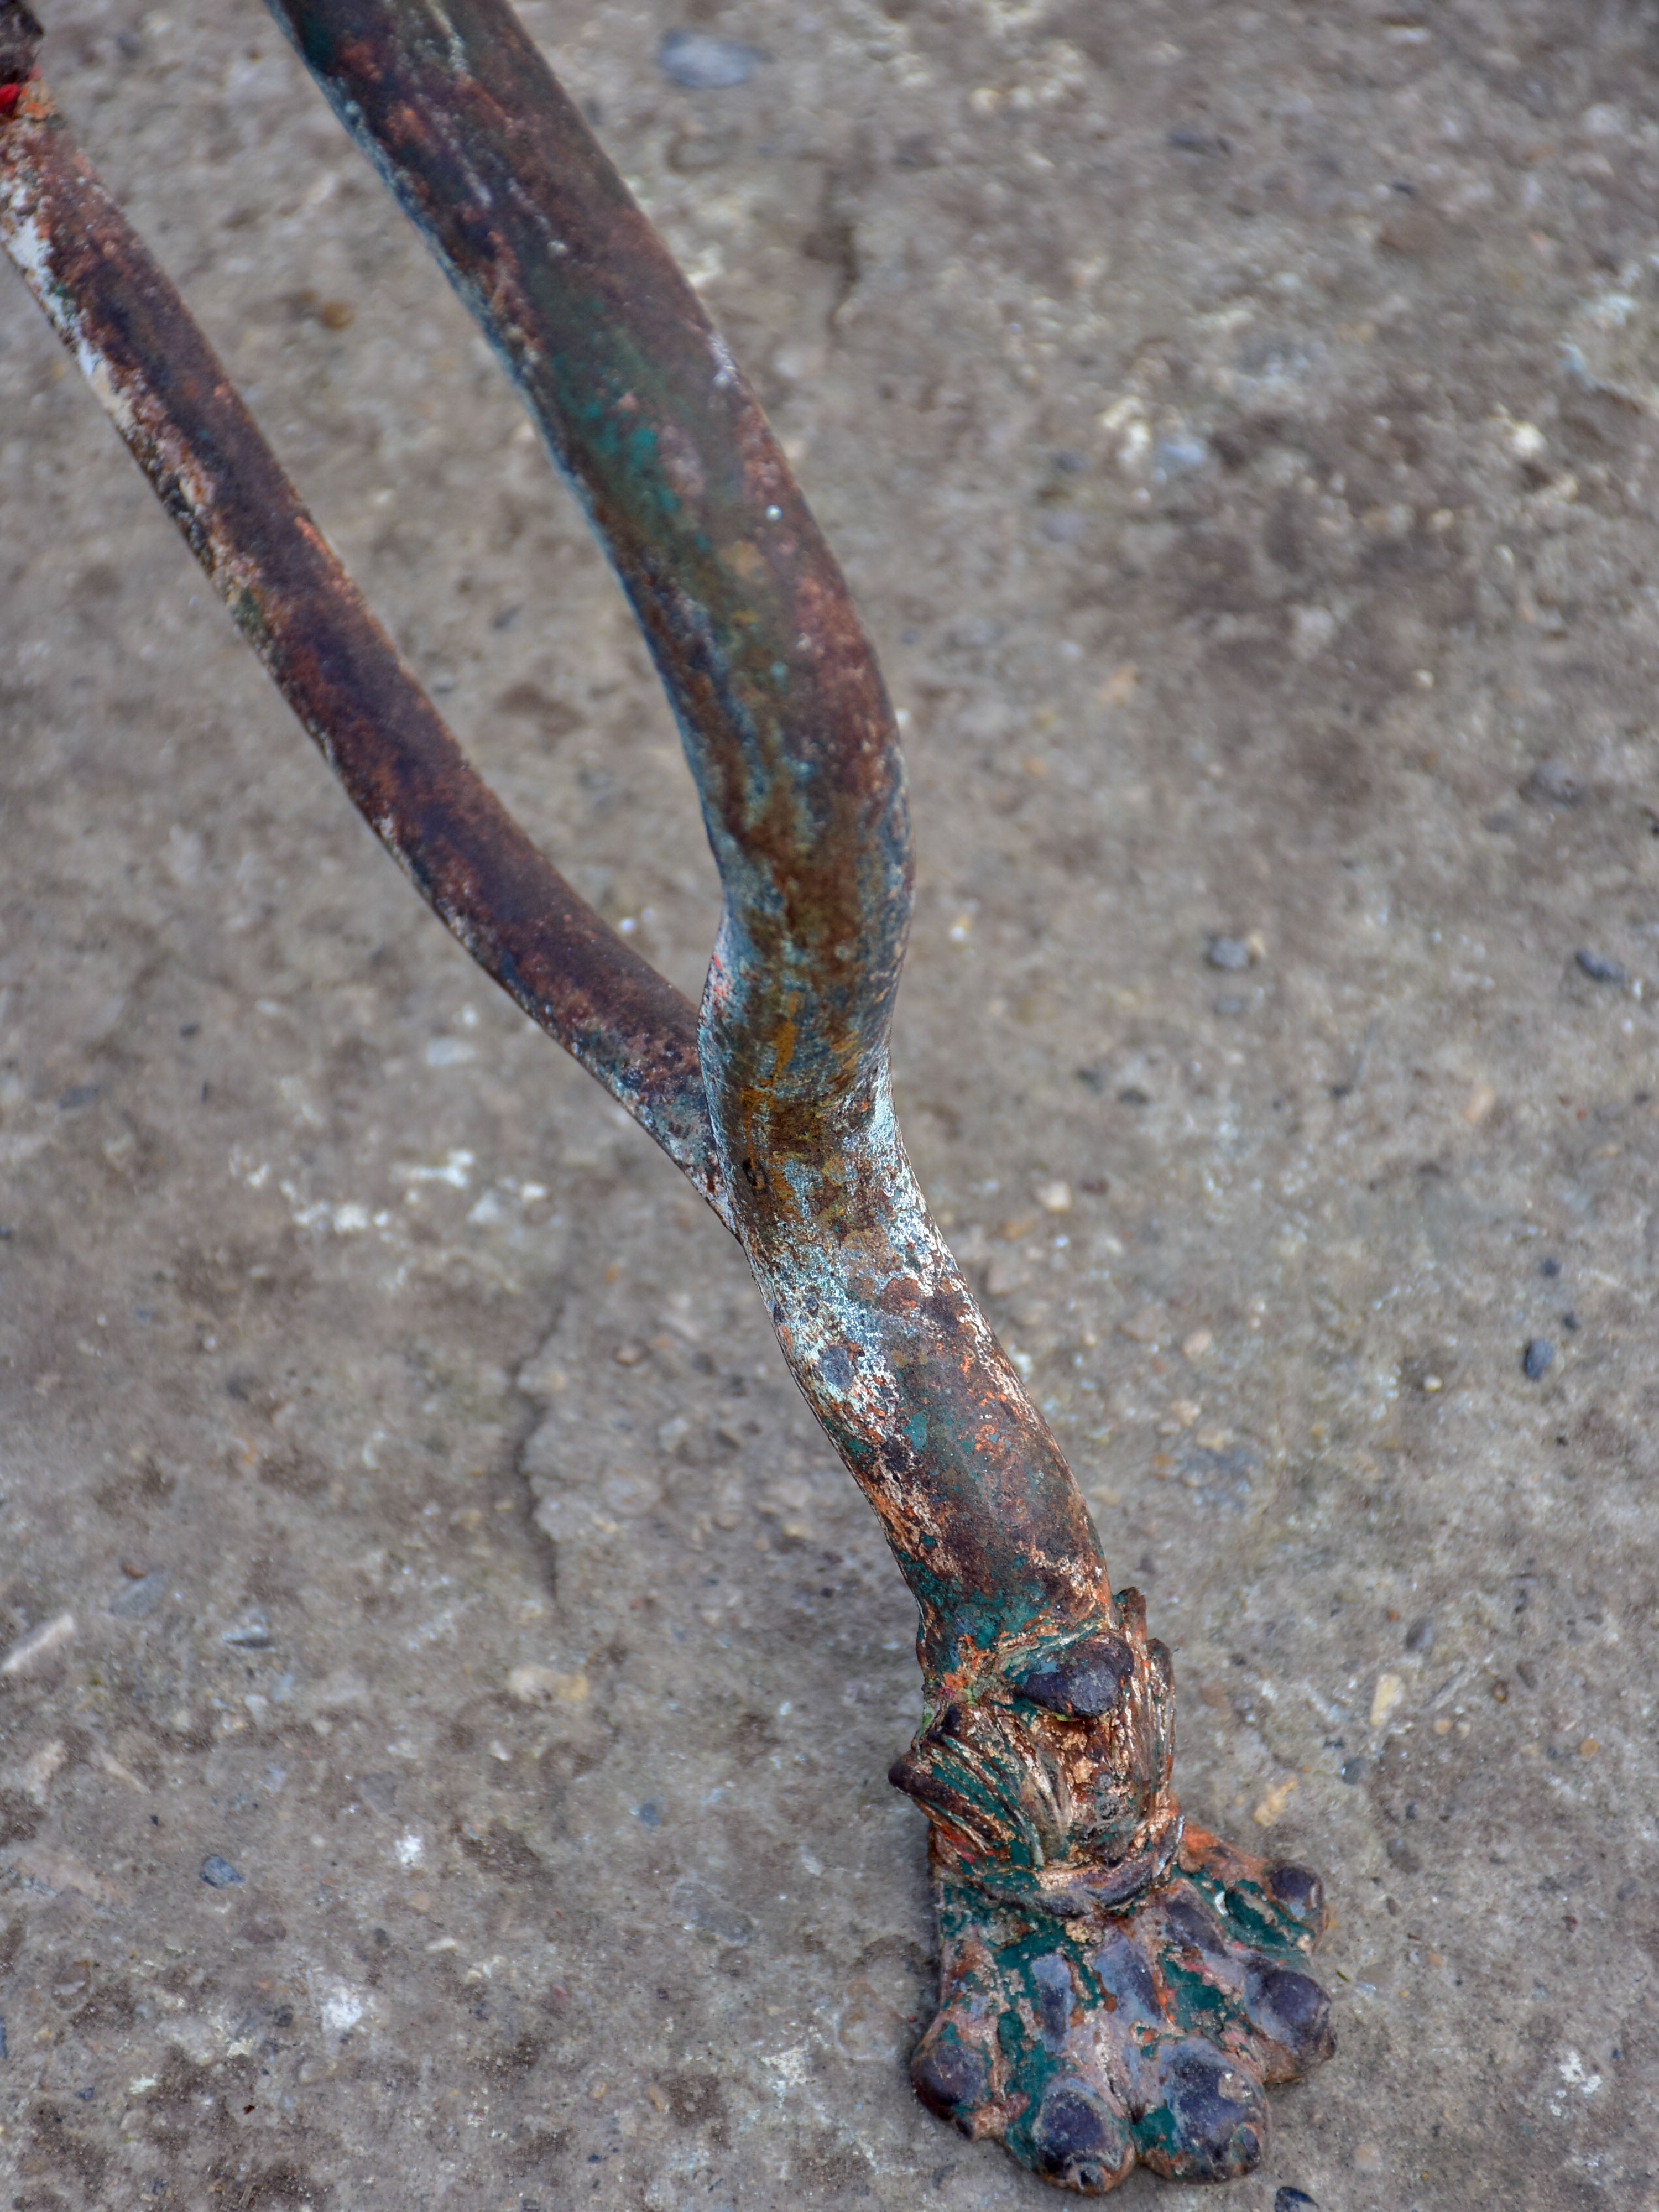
0,0,1334,2184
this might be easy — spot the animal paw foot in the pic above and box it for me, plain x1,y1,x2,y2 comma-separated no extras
912,1823,1333,2193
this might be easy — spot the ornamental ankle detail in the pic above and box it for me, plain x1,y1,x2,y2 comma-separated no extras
895,1593,1334,2192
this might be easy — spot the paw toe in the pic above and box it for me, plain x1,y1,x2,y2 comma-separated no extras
911,2026,992,2135
1024,2079,1133,2193
1245,1960,1336,2074
1266,1860,1326,1933
1136,2040,1266,2183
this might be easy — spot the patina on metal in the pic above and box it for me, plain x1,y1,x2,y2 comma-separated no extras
0,0,1334,2186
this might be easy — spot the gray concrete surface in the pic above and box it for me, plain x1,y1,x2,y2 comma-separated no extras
3,0,1659,2204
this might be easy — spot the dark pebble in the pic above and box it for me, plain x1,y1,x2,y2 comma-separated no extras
200,1854,244,1888
657,28,763,88
1206,934,1251,971
0,2016,7,2060
221,1618,273,1649
57,1083,101,1111
1562,1311,1579,1332
1523,1338,1554,1381
1275,2191,1318,2212
1539,1256,1561,1278
1338,1756,1366,1785
1575,949,1626,984
635,1800,664,1829
1404,1613,1434,1655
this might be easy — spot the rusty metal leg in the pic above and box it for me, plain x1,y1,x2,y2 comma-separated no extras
0,31,721,1212
0,0,1334,2185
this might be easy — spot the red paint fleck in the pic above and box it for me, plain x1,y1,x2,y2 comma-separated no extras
0,84,20,119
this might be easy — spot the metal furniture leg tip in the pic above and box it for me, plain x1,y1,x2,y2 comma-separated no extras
896,1594,1333,2192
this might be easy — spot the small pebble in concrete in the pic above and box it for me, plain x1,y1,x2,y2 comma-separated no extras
635,1800,664,1829
1339,1756,1366,1784
1206,933,1251,971
1523,1338,1555,1380
200,1855,244,1887
1252,1773,1297,1826
1528,757,1585,806
1462,1079,1496,1125
0,2017,7,2060
1405,1613,1434,1654
1213,993,1246,1016
221,1616,272,1648
1540,1255,1561,1277
507,1663,561,1704
1575,948,1627,984
0,1611,76,1676
107,1570,168,1620
657,28,763,88
1156,431,1209,476
1275,2190,1318,2212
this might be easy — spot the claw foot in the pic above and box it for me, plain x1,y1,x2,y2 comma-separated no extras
893,1592,1333,2192
912,1825,1332,2190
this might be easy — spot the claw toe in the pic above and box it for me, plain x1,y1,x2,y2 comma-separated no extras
1245,1959,1337,2073
912,2026,992,2135
1137,2041,1266,2183
1266,1860,1326,1933
1024,2079,1134,2194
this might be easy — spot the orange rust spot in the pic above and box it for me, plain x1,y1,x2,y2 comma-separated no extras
723,538,765,584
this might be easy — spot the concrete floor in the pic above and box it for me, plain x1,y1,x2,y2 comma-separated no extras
3,0,1658,2204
